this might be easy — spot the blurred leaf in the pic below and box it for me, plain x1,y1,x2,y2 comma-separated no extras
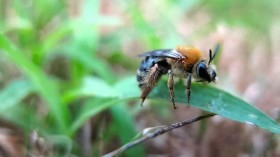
201,0,280,32
110,104,146,157
107,52,138,70
114,76,140,99
90,57,116,83
170,0,198,10
70,20,98,55
81,0,100,21
0,104,41,133
0,34,71,134
70,97,118,135
123,1,162,48
0,79,34,111
13,0,66,29
78,77,119,97
44,135,73,156
62,76,119,104
62,40,115,84
69,0,101,55
69,76,140,134
42,23,72,55
64,75,140,104
149,80,280,134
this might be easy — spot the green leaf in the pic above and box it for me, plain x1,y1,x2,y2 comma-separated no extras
77,77,120,97
41,23,72,55
0,104,41,133
114,76,141,99
0,33,71,134
62,76,119,104
69,76,140,134
0,79,34,112
149,80,280,134
70,97,118,135
110,104,146,157
105,76,280,134
62,45,116,84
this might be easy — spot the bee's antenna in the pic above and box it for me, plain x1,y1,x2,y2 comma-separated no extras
208,49,212,65
208,44,220,65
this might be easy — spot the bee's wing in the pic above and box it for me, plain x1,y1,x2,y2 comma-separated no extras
138,49,184,59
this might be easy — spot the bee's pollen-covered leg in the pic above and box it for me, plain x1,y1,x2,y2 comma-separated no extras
140,64,161,107
185,73,192,107
168,70,176,109
140,96,146,107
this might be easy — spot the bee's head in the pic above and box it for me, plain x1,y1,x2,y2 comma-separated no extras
196,47,219,82
196,61,216,82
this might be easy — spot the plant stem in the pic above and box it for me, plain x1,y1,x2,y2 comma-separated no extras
102,113,216,157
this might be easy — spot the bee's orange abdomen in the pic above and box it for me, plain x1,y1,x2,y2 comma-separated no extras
176,46,202,66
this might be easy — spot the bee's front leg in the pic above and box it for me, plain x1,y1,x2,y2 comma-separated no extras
185,73,192,106
168,70,176,109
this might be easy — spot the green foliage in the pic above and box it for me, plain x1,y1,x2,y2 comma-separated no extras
0,34,71,133
74,76,280,134
0,0,148,155
200,0,280,33
0,79,34,111
149,80,280,134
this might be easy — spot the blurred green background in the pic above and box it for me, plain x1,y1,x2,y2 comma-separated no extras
0,0,280,156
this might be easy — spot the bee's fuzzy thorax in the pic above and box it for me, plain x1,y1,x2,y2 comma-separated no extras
175,46,202,67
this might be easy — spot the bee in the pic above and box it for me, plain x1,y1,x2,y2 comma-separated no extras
137,45,219,109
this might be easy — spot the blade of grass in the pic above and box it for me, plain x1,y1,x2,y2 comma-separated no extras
70,97,118,135
110,103,146,157
0,104,41,133
0,79,34,111
0,33,71,134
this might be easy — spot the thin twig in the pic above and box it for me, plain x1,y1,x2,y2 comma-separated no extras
102,113,216,157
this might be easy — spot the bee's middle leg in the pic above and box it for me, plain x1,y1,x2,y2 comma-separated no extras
168,70,176,109
185,73,192,106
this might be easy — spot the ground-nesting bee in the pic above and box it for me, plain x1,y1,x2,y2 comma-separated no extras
137,45,219,109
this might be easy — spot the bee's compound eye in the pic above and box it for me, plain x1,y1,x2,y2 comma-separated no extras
196,62,211,82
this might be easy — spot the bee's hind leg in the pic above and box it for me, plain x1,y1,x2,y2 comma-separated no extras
140,64,162,106
168,70,176,109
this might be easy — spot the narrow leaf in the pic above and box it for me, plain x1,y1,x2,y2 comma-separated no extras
110,104,146,157
149,80,280,134
0,34,71,133
0,79,34,112
70,98,118,135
